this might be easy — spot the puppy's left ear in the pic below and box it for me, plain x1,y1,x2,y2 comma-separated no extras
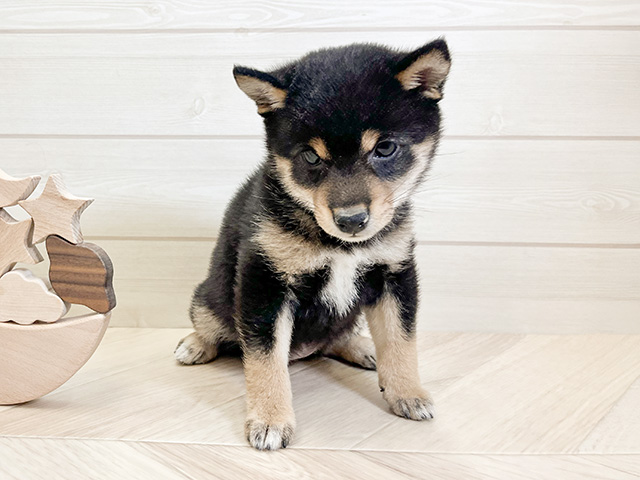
233,66,288,115
396,38,451,101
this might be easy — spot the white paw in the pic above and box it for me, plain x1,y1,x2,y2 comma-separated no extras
245,419,295,451
390,396,435,421
174,332,217,365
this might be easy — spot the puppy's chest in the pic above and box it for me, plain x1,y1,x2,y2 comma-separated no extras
290,254,377,349
293,252,375,318
319,254,367,317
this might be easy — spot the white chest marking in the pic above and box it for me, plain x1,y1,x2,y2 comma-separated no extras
320,253,369,317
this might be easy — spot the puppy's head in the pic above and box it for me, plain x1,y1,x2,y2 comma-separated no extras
234,40,451,242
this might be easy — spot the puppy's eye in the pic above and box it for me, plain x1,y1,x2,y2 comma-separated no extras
373,141,397,158
300,149,321,166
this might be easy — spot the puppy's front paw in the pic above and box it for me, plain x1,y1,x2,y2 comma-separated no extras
390,396,435,420
384,388,435,421
245,419,295,451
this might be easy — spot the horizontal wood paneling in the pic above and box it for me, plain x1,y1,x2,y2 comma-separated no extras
3,138,640,244
0,31,639,136
1,1,638,31
1,2,638,335
26,239,637,332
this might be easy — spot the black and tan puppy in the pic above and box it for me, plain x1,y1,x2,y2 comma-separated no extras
175,39,451,450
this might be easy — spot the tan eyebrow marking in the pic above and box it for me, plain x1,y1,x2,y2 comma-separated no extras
361,129,381,153
309,137,330,160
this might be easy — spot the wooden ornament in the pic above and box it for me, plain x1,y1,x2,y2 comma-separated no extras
46,235,116,314
0,209,44,276
18,174,93,245
0,312,111,405
0,269,68,324
0,169,41,208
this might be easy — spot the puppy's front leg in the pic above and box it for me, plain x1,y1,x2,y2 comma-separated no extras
364,261,435,420
237,255,295,450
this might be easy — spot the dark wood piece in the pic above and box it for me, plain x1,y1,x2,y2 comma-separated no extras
46,235,116,313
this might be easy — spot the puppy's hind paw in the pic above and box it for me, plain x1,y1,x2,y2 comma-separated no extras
174,332,217,365
245,419,294,451
324,335,377,370
390,396,435,421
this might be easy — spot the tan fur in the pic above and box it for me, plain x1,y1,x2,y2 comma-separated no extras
360,129,380,153
175,303,237,365
309,137,331,160
253,219,326,277
253,218,414,278
274,155,316,210
323,333,377,370
396,50,451,100
311,185,339,239
368,176,397,231
190,303,236,346
234,75,287,113
312,174,396,243
274,138,432,244
365,290,434,420
243,300,296,449
174,331,218,365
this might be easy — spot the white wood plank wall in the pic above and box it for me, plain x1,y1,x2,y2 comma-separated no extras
1,1,638,332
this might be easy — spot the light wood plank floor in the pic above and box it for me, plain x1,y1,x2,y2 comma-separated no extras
1,328,639,479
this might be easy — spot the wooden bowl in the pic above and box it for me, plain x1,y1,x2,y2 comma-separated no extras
0,312,110,405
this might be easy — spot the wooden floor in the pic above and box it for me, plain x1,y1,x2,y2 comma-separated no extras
1,328,639,479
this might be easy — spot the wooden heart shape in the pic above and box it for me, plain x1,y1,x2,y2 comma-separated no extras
46,235,116,313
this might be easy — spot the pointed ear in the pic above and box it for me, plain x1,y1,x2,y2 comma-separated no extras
396,39,451,101
233,66,288,114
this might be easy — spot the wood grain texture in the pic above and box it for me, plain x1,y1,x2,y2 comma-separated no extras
0,328,318,440
18,174,93,244
0,209,43,276
0,438,190,480
0,31,639,137
46,235,116,313
0,330,637,458
0,169,40,208
48,239,639,332
2,138,639,244
355,334,640,453
0,312,110,405
0,268,68,324
138,443,640,480
579,377,640,454
1,440,638,480
0,3,636,339
358,452,640,480
1,0,638,30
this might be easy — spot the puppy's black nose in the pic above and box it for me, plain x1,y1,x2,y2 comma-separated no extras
333,206,370,235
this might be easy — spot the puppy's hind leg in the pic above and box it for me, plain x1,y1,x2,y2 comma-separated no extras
175,331,217,365
323,317,377,370
174,299,234,365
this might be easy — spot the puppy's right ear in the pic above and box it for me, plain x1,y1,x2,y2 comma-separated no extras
395,39,451,101
233,66,288,115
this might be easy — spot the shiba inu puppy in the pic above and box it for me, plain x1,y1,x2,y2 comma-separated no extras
175,39,451,450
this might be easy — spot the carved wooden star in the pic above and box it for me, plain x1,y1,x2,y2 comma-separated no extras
0,210,43,276
0,169,41,208
18,174,94,245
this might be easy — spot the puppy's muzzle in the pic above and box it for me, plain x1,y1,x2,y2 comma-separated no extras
332,205,369,235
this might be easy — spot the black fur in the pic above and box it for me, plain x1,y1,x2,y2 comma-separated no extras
192,40,450,354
